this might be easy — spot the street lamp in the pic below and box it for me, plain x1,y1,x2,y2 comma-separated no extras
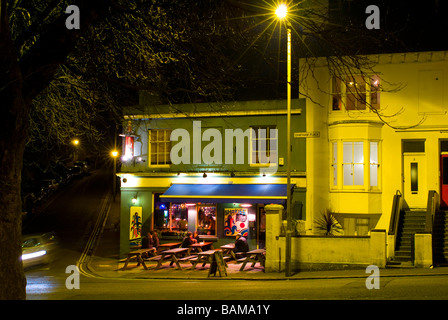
72,139,80,161
276,4,293,277
111,150,119,201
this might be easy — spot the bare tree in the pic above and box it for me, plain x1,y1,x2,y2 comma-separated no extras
0,0,257,299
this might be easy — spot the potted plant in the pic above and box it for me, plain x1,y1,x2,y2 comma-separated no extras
314,209,343,236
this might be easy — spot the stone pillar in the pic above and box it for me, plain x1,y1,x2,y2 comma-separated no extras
386,233,395,261
414,233,433,268
265,204,284,272
370,229,387,268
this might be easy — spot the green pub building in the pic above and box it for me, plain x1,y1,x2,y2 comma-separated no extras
118,96,307,258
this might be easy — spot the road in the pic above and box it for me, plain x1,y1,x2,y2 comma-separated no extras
25,273,448,300
22,169,448,305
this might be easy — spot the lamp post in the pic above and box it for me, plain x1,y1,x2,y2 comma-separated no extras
111,150,118,202
276,4,293,277
72,139,80,161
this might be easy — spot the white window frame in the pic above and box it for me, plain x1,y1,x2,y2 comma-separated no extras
149,129,172,167
249,126,278,167
331,139,381,191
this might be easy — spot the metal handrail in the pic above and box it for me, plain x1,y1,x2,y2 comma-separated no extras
388,190,402,238
425,190,439,233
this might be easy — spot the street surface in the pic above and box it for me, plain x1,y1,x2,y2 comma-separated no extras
22,169,448,305
25,272,448,300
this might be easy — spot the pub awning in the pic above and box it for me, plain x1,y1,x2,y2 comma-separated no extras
159,184,291,204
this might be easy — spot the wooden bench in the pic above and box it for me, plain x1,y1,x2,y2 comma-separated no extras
122,248,156,270
236,249,266,272
178,255,198,262
146,255,163,261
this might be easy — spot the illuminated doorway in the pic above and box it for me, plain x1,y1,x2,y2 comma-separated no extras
402,140,426,208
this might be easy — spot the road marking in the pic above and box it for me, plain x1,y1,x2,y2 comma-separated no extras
77,193,112,279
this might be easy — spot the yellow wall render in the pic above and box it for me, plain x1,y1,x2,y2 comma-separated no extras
302,51,448,234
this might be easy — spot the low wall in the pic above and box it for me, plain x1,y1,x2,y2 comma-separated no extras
266,232,386,272
264,204,387,272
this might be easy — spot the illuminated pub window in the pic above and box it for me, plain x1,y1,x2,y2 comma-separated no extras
153,194,216,235
197,205,217,235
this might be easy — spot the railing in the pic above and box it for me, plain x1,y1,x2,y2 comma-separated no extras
388,190,402,250
388,190,402,235
425,190,440,233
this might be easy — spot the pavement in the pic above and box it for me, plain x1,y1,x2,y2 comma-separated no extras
85,198,448,281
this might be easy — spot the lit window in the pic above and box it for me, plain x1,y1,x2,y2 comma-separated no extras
346,76,367,110
370,141,379,187
331,75,381,112
149,129,172,166
250,126,277,165
332,142,338,186
332,78,342,111
343,141,364,186
370,75,381,110
331,140,380,190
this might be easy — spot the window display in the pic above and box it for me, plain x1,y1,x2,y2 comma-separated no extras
224,208,248,237
197,205,216,235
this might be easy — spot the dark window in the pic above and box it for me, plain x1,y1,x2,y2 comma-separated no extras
443,157,448,185
441,141,448,152
403,140,425,153
411,162,418,193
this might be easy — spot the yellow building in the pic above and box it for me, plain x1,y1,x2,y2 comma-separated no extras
302,50,448,266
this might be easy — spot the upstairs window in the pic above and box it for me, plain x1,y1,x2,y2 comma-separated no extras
332,75,381,112
250,126,278,165
149,129,172,166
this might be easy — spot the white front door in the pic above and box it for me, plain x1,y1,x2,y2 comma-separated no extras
403,153,427,208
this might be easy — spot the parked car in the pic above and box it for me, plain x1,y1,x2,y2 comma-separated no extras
21,233,58,269
69,166,83,178
74,161,89,175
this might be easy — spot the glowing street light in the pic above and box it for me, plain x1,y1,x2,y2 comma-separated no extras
72,139,80,161
111,150,119,201
275,4,293,277
275,4,287,19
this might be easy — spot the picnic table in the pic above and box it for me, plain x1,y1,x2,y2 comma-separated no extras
237,249,266,271
156,242,182,254
122,248,156,270
220,243,236,260
189,241,213,253
190,249,219,269
152,247,190,270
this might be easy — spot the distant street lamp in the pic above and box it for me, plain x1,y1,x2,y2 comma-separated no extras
72,139,80,161
276,4,293,277
111,150,119,201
